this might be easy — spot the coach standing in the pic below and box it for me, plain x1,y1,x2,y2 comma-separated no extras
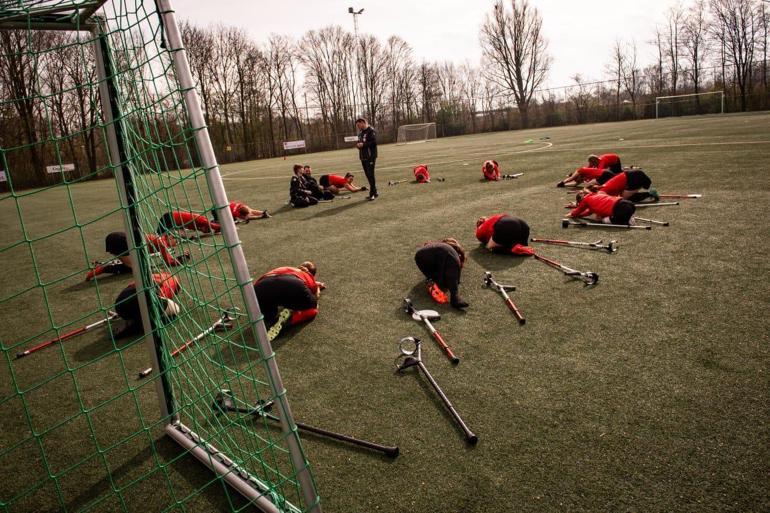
355,117,378,200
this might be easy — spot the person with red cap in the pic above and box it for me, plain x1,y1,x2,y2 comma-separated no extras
414,238,468,309
319,172,367,194
557,153,623,188
482,160,501,181
475,214,534,255
413,164,431,183
568,191,636,225
253,262,325,340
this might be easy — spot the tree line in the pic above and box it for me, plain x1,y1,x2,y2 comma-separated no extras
0,0,768,189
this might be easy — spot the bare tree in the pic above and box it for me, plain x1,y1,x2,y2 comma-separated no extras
569,74,592,124
480,0,551,128
665,4,686,96
384,36,415,134
357,34,388,127
652,27,666,94
621,40,644,116
710,0,759,111
683,0,710,102
607,39,625,119
180,21,214,125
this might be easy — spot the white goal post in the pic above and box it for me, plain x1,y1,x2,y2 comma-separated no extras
655,91,725,119
396,122,437,145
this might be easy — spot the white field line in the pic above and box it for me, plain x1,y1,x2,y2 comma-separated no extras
220,139,769,182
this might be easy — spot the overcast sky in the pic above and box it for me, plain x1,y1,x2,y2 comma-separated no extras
179,0,678,89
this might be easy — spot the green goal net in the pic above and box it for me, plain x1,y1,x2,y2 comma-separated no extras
0,1,320,512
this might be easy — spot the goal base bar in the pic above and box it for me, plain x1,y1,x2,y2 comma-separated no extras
166,422,302,513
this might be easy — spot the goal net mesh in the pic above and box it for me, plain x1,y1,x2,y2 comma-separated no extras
0,1,318,512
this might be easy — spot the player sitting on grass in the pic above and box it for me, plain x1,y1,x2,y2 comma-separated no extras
213,201,271,223
319,172,367,194
289,164,318,208
113,272,181,339
86,231,189,281
253,261,325,341
414,165,431,183
476,214,534,255
414,238,468,309
557,153,623,188
599,168,658,202
302,165,335,200
482,160,501,181
158,210,221,236
568,191,636,225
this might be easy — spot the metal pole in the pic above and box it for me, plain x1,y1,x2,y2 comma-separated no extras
155,2,321,511
91,19,175,420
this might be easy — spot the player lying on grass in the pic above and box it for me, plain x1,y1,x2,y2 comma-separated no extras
289,164,318,208
253,262,325,341
158,210,221,236
302,165,335,200
319,172,367,193
476,214,534,255
113,272,181,339
599,168,658,202
568,191,636,225
414,238,468,309
212,201,271,223
557,153,622,187
482,160,501,181
85,231,189,281
414,164,431,183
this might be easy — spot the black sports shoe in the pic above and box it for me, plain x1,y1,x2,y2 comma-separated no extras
450,295,469,309
556,182,565,188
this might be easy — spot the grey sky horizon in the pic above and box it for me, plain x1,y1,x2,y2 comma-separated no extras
180,0,680,91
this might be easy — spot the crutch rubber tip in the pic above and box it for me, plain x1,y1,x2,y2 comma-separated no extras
518,318,526,325
467,435,479,445
561,219,569,229
451,357,460,365
384,447,400,458
15,352,27,359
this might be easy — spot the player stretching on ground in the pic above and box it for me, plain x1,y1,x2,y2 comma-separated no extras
414,165,431,183
476,214,534,255
213,201,271,223
414,238,468,309
319,172,367,194
158,210,221,236
253,262,325,340
568,191,636,225
557,153,623,188
599,168,658,202
86,231,189,281
113,272,181,338
482,160,501,181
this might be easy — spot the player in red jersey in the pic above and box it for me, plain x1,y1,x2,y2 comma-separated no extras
599,169,657,202
414,238,468,308
568,191,636,225
475,214,534,255
557,153,623,187
413,165,430,183
319,172,367,194
113,272,181,338
85,231,189,281
157,210,221,236
482,160,501,181
212,201,271,223
253,262,325,340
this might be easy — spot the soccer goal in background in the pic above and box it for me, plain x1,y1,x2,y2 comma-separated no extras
655,91,725,119
396,122,437,145
0,2,319,512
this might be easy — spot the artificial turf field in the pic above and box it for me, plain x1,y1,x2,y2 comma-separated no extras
1,112,769,512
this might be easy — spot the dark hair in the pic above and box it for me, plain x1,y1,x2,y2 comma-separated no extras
441,238,466,267
344,172,354,179
293,164,303,173
576,191,588,203
355,117,367,124
303,165,311,169
299,261,317,276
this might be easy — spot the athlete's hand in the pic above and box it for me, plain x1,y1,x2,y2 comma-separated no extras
360,186,367,191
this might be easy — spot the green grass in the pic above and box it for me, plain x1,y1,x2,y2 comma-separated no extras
2,112,770,512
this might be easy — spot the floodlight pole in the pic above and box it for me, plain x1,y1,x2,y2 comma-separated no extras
155,2,321,512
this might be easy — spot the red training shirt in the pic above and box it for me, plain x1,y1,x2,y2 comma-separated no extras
475,214,506,244
599,172,628,196
414,165,430,182
257,267,320,295
326,174,349,187
482,160,500,181
597,153,620,169
575,167,605,180
569,193,621,219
